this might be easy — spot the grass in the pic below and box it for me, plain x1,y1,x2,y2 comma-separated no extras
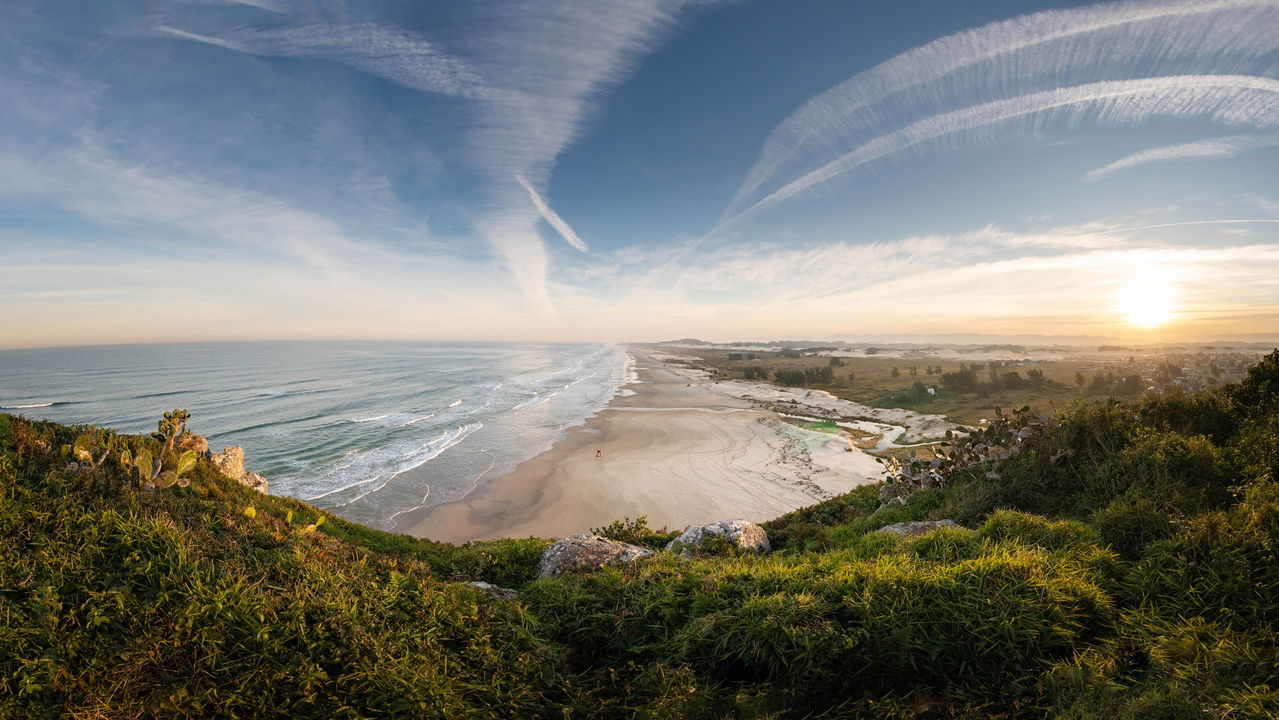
1,349,1277,718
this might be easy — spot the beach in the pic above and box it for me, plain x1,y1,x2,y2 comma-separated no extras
407,349,897,543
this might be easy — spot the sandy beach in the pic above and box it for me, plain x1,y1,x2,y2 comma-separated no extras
407,349,900,543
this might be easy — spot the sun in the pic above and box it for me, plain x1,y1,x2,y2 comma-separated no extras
1117,276,1177,328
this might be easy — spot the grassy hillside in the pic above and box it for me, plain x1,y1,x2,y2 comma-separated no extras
2,351,1278,718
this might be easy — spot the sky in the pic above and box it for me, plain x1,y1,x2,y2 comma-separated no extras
1,0,1277,349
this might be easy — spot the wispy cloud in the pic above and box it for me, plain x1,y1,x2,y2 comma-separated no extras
515,174,589,252
560,219,1279,341
723,0,1279,225
726,76,1279,225
1084,134,1279,181
142,1,717,304
145,21,485,97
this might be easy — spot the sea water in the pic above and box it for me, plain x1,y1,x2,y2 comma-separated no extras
0,341,631,529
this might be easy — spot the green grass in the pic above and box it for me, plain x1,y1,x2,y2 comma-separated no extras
2,350,1278,718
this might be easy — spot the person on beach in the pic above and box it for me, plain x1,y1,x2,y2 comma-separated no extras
596,449,603,458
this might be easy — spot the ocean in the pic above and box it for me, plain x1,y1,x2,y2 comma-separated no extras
0,341,632,530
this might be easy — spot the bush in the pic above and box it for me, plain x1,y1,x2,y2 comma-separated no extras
592,515,679,550
1093,494,1175,560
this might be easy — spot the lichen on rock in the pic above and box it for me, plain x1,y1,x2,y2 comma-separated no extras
877,519,958,537
536,534,653,579
665,519,771,556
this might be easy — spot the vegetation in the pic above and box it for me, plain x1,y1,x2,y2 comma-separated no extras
1,350,1278,718
687,346,1262,426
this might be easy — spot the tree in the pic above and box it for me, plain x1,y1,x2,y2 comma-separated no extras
891,367,900,379
1076,371,1086,388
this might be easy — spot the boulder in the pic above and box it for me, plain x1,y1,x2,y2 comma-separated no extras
467,581,519,602
665,519,771,556
210,446,268,493
536,534,653,579
240,471,269,494
877,519,958,537
210,446,245,481
177,433,209,454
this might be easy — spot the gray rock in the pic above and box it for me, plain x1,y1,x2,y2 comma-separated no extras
240,471,269,494
467,581,519,601
211,446,268,493
877,519,959,537
665,519,771,556
536,534,653,579
210,446,245,481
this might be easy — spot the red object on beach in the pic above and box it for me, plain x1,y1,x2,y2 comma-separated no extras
596,449,603,458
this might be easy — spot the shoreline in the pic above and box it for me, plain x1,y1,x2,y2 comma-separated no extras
405,348,890,543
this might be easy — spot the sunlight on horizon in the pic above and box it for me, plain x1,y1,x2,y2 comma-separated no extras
1118,272,1178,329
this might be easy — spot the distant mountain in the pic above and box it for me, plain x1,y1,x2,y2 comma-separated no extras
654,338,712,345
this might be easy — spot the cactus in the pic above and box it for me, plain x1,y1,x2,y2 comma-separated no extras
153,409,191,453
176,450,197,477
132,449,158,489
155,471,179,489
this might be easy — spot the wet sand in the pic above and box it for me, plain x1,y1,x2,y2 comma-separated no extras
406,349,881,543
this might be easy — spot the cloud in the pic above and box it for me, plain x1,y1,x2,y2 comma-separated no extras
558,219,1279,341
144,1,718,304
515,174,589,252
1084,134,1279,181
725,76,1279,226
723,0,1279,225
145,21,486,97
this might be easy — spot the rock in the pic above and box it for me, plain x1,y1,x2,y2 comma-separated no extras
177,433,209,454
211,446,268,493
665,519,771,556
240,471,269,494
210,446,245,481
879,482,913,506
536,534,653,579
877,519,958,537
467,581,519,601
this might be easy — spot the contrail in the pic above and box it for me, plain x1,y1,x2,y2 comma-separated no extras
725,0,1279,222
515,174,589,253
1083,134,1279,181
721,75,1279,229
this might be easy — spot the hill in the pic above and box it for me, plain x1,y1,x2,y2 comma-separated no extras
2,351,1278,718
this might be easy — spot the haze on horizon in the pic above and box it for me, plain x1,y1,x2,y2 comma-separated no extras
1,0,1277,351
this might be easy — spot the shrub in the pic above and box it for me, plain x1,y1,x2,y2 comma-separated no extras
1093,494,1174,560
592,515,679,550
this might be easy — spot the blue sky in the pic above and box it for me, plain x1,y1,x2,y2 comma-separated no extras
1,0,1277,348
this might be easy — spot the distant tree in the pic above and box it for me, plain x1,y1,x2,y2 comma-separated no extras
1076,371,1086,388
909,366,918,376
727,353,743,361
829,357,845,367
1026,368,1045,387
908,380,930,402
941,364,979,393
891,367,900,379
